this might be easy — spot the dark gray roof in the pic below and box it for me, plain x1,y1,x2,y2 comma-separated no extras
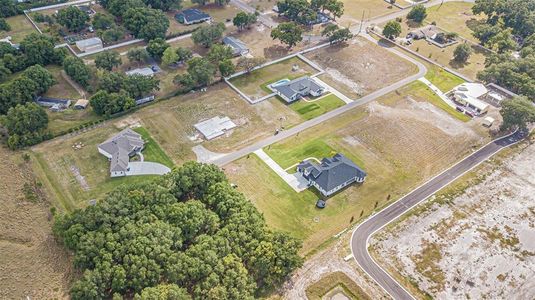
175,9,211,23
272,76,323,102
298,153,366,192
98,128,144,173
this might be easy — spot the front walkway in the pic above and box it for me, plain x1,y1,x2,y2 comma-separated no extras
254,149,309,192
126,162,171,176
418,77,457,108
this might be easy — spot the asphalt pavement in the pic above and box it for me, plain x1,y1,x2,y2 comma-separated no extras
350,129,527,300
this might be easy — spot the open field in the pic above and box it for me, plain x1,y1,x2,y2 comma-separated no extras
339,0,400,24
46,108,101,136
306,38,418,99
287,94,346,120
0,146,72,299
226,81,489,254
371,138,535,299
423,62,465,92
306,272,371,300
229,56,318,100
30,125,161,211
44,65,82,99
425,2,485,43
0,15,37,43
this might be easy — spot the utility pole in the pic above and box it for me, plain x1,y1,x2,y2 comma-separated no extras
358,10,365,34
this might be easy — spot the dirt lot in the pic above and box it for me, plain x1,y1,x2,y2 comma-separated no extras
371,139,535,299
305,37,418,99
339,0,400,23
0,146,72,299
226,80,489,254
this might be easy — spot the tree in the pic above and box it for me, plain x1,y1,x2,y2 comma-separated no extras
99,25,125,43
142,0,182,11
0,18,11,31
185,57,216,87
161,47,179,66
135,284,191,300
1,102,50,149
321,24,352,44
207,44,233,64
0,0,21,18
106,0,145,17
0,60,11,81
488,28,516,53
57,6,89,32
218,59,235,77
63,56,92,87
89,90,135,115
147,38,169,59
324,0,344,20
191,23,226,48
95,51,122,71
0,41,17,58
127,47,150,65
123,7,169,40
453,43,472,63
24,65,56,94
123,74,160,98
407,4,427,23
500,96,535,130
382,20,401,39
233,12,257,31
271,22,303,49
236,56,265,73
92,13,114,30
19,33,59,66
176,47,192,63
277,0,317,25
99,71,125,93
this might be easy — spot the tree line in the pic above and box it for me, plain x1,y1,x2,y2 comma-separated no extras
53,161,303,299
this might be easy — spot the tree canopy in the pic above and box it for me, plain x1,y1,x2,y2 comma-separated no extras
95,51,122,71
147,38,170,59
0,102,50,149
54,161,303,299
500,96,535,130
382,20,401,39
57,6,89,32
123,7,170,40
63,56,92,87
453,43,472,63
98,71,159,99
407,4,427,23
271,22,303,49
191,23,226,48
89,90,135,116
233,12,257,31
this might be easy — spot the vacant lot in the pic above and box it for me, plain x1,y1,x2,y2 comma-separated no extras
340,0,400,23
306,272,371,300
371,139,535,299
1,15,37,43
229,56,318,100
0,146,72,299
226,81,487,254
306,38,418,99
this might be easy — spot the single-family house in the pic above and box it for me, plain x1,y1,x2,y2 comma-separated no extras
76,37,103,53
175,9,211,25
98,128,144,177
297,153,366,197
35,96,72,111
407,25,439,40
223,36,249,56
270,76,325,103
451,83,489,115
194,116,237,140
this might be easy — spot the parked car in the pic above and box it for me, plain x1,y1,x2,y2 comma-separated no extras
316,199,326,208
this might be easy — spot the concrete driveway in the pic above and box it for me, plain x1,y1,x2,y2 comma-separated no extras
125,162,171,176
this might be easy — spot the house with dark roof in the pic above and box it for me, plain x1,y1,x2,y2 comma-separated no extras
223,36,249,56
175,9,211,25
98,128,144,177
297,153,366,197
269,76,325,103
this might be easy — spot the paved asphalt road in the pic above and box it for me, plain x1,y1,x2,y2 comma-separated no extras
350,129,527,300
212,35,426,166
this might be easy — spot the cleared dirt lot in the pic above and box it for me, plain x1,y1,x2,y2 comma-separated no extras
226,81,488,254
371,139,535,299
0,146,72,299
305,37,418,99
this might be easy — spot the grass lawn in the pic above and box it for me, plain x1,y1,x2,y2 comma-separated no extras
264,138,337,169
424,2,485,43
133,126,175,167
46,108,102,135
424,63,465,93
306,272,371,300
44,65,83,99
229,56,317,100
340,0,400,23
0,15,37,43
287,94,346,120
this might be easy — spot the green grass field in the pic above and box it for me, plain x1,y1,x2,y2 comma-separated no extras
0,15,37,43
410,81,471,122
306,272,371,300
425,2,484,43
424,64,465,93
287,94,346,120
133,127,175,167
264,138,337,169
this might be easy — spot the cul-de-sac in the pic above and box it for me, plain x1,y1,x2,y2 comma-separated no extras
0,0,534,299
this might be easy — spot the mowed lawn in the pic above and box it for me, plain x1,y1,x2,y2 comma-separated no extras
1,15,37,43
229,56,318,99
30,125,166,211
227,78,486,254
424,63,465,93
425,2,485,43
133,127,175,167
339,0,400,22
287,94,346,120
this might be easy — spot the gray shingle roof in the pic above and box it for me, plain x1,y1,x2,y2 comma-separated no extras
272,76,323,102
298,153,366,193
175,9,211,23
223,36,248,55
98,128,144,174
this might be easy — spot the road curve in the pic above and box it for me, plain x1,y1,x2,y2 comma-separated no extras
350,129,527,300
212,36,427,166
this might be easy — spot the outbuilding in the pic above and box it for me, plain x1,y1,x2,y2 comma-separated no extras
74,99,90,109
76,37,103,53
223,36,249,56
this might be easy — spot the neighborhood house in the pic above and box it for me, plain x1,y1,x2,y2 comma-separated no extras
450,83,490,115
194,116,237,140
98,128,145,177
76,37,103,53
223,36,249,56
126,67,156,77
35,96,72,111
297,153,367,197
175,9,211,25
270,76,325,103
